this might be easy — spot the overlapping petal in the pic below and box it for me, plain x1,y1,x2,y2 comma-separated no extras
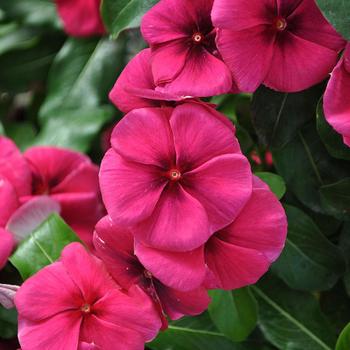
0,229,15,270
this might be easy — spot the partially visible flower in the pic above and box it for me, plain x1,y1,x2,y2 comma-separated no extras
15,243,161,350
99,103,252,252
94,216,210,324
55,0,105,37
324,42,350,147
135,177,287,291
141,0,233,97
212,0,345,92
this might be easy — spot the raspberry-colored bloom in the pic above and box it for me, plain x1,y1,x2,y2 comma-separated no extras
324,43,350,147
94,216,210,323
99,103,252,252
135,177,287,291
15,243,161,350
55,0,105,37
212,0,345,92
141,0,233,97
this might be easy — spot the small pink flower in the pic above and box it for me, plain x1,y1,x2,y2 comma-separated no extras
55,0,105,37
94,216,210,324
15,243,161,350
135,177,287,291
99,103,252,252
324,43,350,147
212,0,346,92
141,0,233,97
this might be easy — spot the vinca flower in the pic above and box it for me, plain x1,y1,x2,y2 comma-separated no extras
212,0,346,92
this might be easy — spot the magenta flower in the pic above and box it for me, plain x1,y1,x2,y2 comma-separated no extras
135,177,287,291
55,0,105,37
141,0,233,97
94,216,210,323
324,43,350,147
15,243,161,350
212,0,346,92
99,103,252,252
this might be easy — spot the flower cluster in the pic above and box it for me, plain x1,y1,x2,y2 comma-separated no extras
5,0,350,349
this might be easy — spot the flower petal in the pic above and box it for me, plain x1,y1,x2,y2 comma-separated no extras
0,176,19,227
170,103,241,170
134,185,210,252
156,281,210,320
135,242,206,291
0,229,15,270
216,26,275,92
183,154,253,232
94,216,143,289
99,150,167,226
264,31,339,92
0,136,31,197
111,107,175,167
156,48,232,97
324,46,350,146
17,312,81,350
205,237,270,290
212,0,276,31
218,176,287,263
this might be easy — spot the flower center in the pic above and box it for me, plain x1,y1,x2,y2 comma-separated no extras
168,169,181,181
144,270,153,279
80,304,91,314
274,17,287,31
192,32,203,44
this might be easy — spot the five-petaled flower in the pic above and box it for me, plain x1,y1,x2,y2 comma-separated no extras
99,103,252,252
15,243,161,350
212,0,346,92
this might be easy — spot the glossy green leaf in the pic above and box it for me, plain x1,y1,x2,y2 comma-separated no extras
251,84,323,149
33,106,114,152
316,101,350,161
336,323,350,350
39,37,125,120
149,313,253,350
255,172,286,199
316,1,350,40
0,307,17,339
272,206,346,291
4,121,36,150
252,275,337,350
320,178,350,221
273,122,349,214
10,214,81,280
101,0,159,39
208,288,258,342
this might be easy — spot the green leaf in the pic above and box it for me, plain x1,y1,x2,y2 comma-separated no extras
0,0,60,29
208,288,258,342
251,84,323,149
39,37,125,119
336,323,350,350
316,0,350,40
4,121,36,150
339,222,350,296
10,214,81,280
33,106,114,152
320,178,350,221
273,122,349,214
149,313,253,350
101,0,159,39
252,275,337,350
316,101,350,161
272,206,346,291
255,172,286,199
0,307,17,339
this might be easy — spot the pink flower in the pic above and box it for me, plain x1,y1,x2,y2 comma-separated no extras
324,43,350,147
99,103,252,252
212,0,346,92
55,0,105,37
135,177,287,291
141,0,233,97
94,216,210,323
15,243,161,350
